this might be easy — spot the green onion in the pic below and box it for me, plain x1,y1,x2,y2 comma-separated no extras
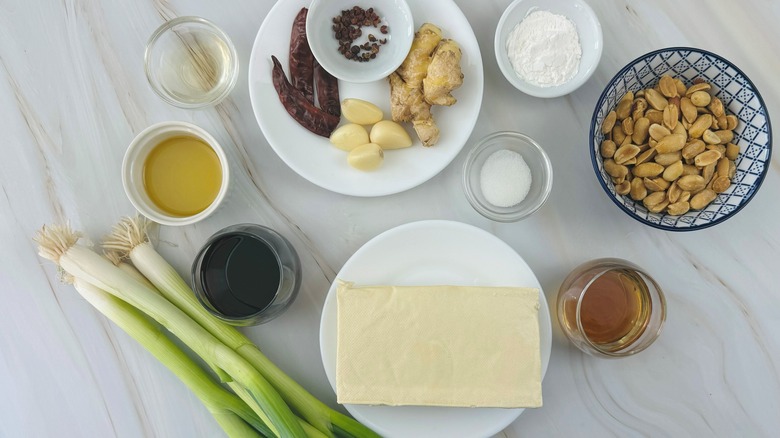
70,277,269,438
36,224,305,438
104,216,379,438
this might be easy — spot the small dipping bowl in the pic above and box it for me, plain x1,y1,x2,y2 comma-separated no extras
306,0,414,83
192,224,302,326
463,131,553,222
495,0,602,98
145,16,239,108
122,121,230,226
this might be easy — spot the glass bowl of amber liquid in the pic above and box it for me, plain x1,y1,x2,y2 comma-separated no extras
557,258,666,358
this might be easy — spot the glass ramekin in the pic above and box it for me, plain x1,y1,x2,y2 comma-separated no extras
462,131,553,222
145,16,238,108
191,224,301,326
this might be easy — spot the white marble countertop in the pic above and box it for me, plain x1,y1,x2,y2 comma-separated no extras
1,0,778,436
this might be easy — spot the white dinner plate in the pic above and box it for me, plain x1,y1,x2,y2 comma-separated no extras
319,220,552,438
248,0,484,197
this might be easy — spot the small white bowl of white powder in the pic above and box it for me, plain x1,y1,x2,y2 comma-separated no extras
494,0,602,98
463,132,553,222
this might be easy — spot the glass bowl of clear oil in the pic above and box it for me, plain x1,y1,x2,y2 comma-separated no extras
145,16,238,108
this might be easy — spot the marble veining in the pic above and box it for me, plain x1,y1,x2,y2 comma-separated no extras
0,0,778,437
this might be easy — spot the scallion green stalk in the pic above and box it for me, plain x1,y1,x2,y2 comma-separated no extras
71,277,269,438
36,225,305,438
104,216,379,438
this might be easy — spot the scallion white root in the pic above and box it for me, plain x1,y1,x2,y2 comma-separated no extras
36,224,305,438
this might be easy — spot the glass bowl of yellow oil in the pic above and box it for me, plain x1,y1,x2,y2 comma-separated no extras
145,17,238,108
122,121,230,226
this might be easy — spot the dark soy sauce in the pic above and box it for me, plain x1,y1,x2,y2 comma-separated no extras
199,233,281,317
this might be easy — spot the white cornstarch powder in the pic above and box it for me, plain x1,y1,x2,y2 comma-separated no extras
480,149,532,208
506,10,582,87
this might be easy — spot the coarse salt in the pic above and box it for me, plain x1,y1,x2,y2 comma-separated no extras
480,149,532,207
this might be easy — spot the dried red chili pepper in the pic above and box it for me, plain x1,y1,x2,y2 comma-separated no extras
314,59,340,117
289,8,314,103
271,56,339,137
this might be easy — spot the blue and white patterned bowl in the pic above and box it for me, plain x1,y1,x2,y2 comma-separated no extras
590,47,772,231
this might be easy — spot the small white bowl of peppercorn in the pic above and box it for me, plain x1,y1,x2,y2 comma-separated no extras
307,0,414,83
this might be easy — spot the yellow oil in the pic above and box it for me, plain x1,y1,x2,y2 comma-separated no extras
143,136,222,216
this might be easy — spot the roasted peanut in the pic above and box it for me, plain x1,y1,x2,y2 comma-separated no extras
645,88,668,110
635,147,657,165
681,97,697,123
690,90,712,107
682,139,706,160
649,124,671,141
667,201,690,215
690,189,717,210
612,125,627,144
725,143,740,161
600,139,617,158
643,191,667,208
602,110,617,134
614,144,641,164
604,159,628,179
711,176,731,193
677,175,706,192
633,162,664,178
686,82,711,96
702,129,722,145
689,114,713,138
694,150,722,167
622,117,634,136
645,109,664,125
632,117,650,144
655,133,686,153
645,177,670,192
654,151,682,167
616,97,633,120
630,177,647,201
663,103,679,130
615,180,631,195
663,161,684,182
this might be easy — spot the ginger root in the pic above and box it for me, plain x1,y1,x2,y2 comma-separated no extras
388,23,463,147
389,73,439,146
423,39,463,106
397,23,442,88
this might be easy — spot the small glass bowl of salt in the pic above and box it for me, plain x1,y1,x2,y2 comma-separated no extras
462,131,553,222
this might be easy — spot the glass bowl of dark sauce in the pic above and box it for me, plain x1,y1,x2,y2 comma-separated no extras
192,224,301,325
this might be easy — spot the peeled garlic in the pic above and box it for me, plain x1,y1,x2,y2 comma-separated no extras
341,99,383,125
330,124,369,151
347,143,384,171
370,120,412,149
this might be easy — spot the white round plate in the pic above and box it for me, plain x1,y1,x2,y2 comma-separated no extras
248,0,484,197
319,220,552,438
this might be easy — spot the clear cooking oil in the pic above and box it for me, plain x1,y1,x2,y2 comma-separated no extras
147,18,237,107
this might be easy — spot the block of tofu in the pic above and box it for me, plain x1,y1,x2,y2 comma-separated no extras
336,282,542,408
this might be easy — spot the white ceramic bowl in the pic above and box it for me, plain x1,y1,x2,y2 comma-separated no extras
121,121,230,226
307,0,413,83
495,0,602,98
